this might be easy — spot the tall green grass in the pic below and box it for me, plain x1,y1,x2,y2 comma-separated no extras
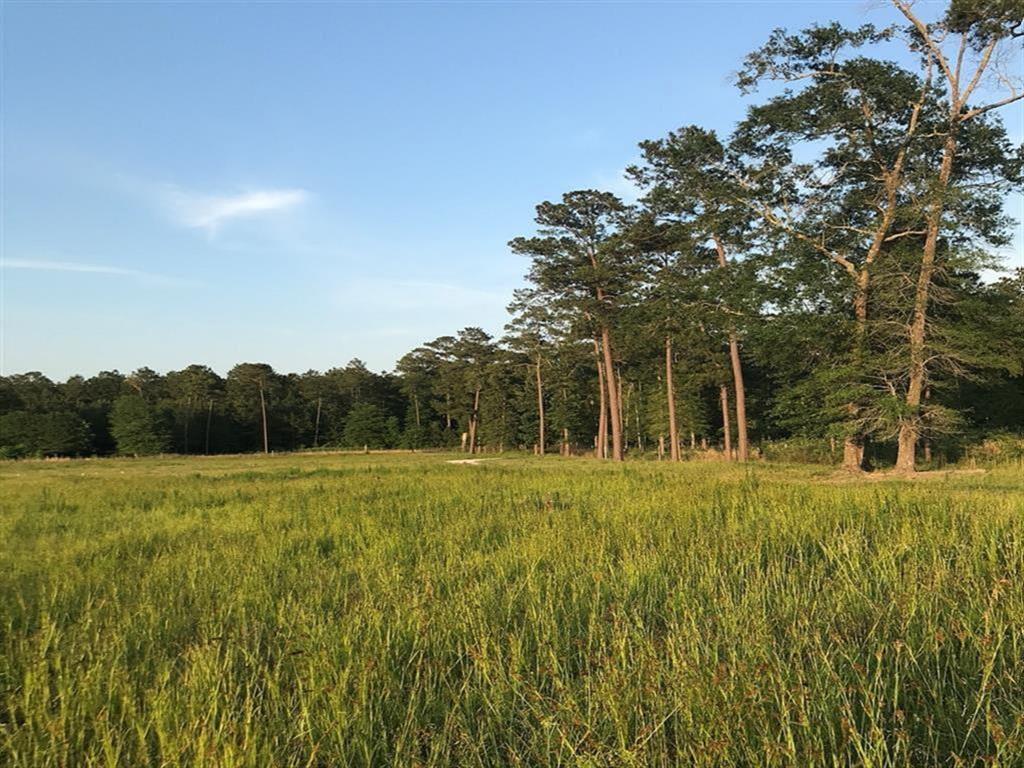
2,454,1023,766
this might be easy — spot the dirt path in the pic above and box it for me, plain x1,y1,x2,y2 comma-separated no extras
446,458,497,466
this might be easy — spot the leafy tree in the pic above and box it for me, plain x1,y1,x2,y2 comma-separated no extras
733,22,936,467
164,365,223,454
629,126,756,460
447,328,495,454
225,363,280,453
342,403,392,449
61,370,126,455
506,288,564,454
887,0,1023,470
110,395,170,456
510,190,635,460
0,411,92,458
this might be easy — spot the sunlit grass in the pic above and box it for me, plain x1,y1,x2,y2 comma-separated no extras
2,453,1023,766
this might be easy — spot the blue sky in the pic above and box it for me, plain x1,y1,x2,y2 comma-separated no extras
3,1,1021,380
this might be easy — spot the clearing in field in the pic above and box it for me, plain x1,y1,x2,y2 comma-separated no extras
2,452,1023,766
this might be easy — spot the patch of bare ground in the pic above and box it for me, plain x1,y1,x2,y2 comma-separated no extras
822,467,987,483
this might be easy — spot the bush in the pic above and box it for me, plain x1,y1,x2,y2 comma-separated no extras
964,433,1024,466
761,437,841,465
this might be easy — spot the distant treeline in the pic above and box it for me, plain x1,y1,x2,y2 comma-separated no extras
3,0,1023,469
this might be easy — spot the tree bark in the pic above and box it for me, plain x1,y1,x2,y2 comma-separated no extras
842,438,865,471
535,356,545,455
896,133,956,473
468,387,481,455
594,338,608,459
618,366,626,449
602,328,624,461
258,382,269,454
665,336,680,461
843,266,873,471
720,384,733,460
726,333,748,461
712,235,749,461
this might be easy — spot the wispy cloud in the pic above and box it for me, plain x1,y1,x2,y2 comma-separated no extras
162,186,309,232
4,258,188,285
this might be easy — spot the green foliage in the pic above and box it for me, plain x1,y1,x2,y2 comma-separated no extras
110,395,170,456
341,403,393,448
945,0,1024,46
510,189,635,328
0,410,92,458
761,437,841,465
965,433,1024,465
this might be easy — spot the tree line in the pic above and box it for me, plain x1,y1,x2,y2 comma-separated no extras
2,0,1022,470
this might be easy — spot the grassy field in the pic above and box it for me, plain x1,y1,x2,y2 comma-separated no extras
2,453,1023,767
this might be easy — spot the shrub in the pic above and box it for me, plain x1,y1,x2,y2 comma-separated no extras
965,433,1024,466
761,437,840,465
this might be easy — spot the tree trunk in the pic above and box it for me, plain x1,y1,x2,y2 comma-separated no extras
468,387,481,455
313,397,322,448
720,384,733,460
843,439,865,471
601,327,623,461
535,356,545,455
896,133,956,473
727,333,749,461
841,268,873,471
617,366,626,452
896,427,917,473
562,427,569,457
665,336,680,462
594,338,608,459
712,235,749,461
412,393,421,428
258,382,269,454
